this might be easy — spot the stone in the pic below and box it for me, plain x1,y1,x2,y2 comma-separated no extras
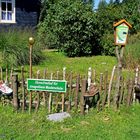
47,112,71,122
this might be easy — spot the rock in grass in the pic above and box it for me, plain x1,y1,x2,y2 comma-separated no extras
47,112,71,122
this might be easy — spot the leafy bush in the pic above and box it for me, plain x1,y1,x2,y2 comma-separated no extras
100,33,115,56
0,28,44,68
38,0,101,57
38,0,140,57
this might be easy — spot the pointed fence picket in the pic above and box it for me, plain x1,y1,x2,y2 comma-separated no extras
0,66,138,115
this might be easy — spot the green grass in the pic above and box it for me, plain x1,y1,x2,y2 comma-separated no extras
24,50,117,79
124,41,140,69
22,50,133,81
1,49,134,80
0,104,140,140
123,32,140,69
0,50,139,140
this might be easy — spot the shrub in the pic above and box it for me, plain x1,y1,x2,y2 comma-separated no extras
100,33,115,56
38,0,101,57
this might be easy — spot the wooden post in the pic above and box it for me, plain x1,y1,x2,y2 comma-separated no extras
87,67,92,91
133,67,139,103
61,92,65,112
0,67,3,81
127,79,133,107
93,69,96,84
108,66,116,107
119,77,124,106
80,79,87,115
28,37,35,114
12,73,19,111
75,74,80,109
63,67,66,80
48,73,53,113
5,68,8,84
102,70,108,109
55,70,60,111
61,67,66,112
43,69,47,107
57,71,59,80
68,71,72,112
35,70,40,112
10,67,13,83
97,73,103,111
114,46,124,110
122,81,127,105
21,66,26,112
29,92,32,114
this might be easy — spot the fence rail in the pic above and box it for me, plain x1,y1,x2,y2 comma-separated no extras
0,66,138,114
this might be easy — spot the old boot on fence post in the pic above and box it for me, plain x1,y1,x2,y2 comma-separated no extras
12,73,19,112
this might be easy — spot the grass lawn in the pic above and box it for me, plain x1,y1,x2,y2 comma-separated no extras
23,50,133,82
28,50,117,79
41,50,116,73
0,104,140,140
0,50,139,140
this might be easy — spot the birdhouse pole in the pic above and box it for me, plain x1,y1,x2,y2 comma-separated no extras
113,19,132,109
28,37,35,114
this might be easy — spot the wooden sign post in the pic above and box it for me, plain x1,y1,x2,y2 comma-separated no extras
28,37,35,114
113,19,132,109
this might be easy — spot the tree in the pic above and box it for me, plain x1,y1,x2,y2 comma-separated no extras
38,0,101,57
92,0,95,10
83,0,95,11
114,0,120,4
109,0,114,4
121,0,140,33
98,0,107,10
38,0,140,57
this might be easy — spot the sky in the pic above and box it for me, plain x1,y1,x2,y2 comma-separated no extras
95,0,110,9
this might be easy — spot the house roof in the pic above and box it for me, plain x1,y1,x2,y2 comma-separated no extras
113,19,132,28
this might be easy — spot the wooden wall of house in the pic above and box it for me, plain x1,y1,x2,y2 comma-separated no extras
0,0,40,29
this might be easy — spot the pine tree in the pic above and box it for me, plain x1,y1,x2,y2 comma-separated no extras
92,0,95,10
114,0,120,4
109,0,114,4
98,0,107,10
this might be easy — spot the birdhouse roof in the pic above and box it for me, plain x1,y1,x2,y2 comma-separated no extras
113,19,132,28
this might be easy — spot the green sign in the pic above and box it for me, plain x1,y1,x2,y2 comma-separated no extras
27,79,67,93
116,23,129,45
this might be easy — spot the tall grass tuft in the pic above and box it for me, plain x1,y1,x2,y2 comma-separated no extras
124,32,140,69
0,28,44,68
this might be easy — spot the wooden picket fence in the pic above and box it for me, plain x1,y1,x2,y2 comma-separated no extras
0,66,138,114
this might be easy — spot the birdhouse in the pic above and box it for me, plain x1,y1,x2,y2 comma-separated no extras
114,19,132,46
